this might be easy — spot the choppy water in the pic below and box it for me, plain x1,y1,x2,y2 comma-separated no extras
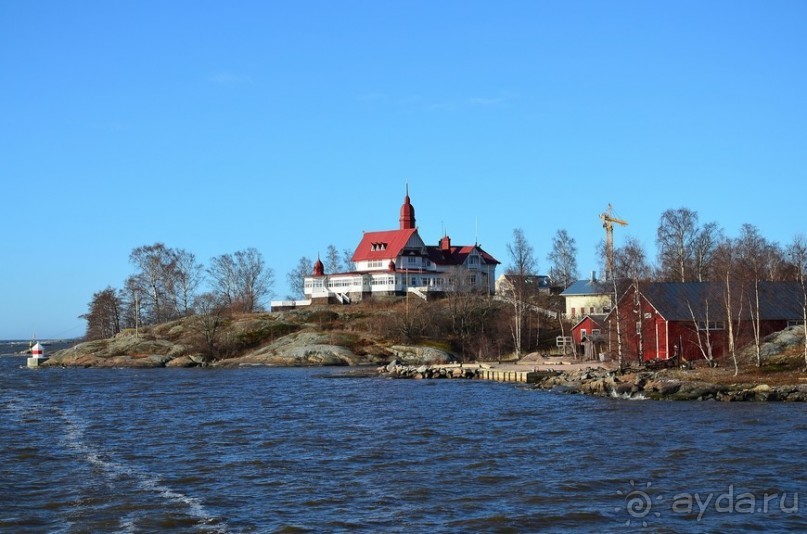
1,345,805,532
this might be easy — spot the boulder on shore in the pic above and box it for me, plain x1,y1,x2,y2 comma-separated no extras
389,345,455,365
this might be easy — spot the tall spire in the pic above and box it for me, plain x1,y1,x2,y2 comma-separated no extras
399,183,416,229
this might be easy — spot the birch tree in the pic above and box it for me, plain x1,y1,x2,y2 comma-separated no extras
692,221,723,282
167,248,203,317
444,266,494,360
325,244,342,274
736,224,772,367
686,296,716,367
287,257,313,299
547,229,578,289
342,248,355,272
208,253,239,309
787,235,807,370
209,248,274,312
610,276,625,370
232,248,274,312
129,243,176,324
714,239,741,375
614,236,651,363
656,207,698,282
505,228,536,358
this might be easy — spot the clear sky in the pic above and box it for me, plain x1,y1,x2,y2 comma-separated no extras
2,1,806,339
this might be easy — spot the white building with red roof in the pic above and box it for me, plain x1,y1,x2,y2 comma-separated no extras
303,189,500,304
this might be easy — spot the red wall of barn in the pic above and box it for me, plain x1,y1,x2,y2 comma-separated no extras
571,317,601,345
610,290,725,362
608,286,793,363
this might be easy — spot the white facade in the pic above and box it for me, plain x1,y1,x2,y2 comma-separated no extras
300,192,499,304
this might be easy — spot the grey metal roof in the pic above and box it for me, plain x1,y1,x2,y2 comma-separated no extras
561,279,611,296
639,281,805,322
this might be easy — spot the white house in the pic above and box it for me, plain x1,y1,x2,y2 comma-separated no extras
559,272,614,319
302,189,500,304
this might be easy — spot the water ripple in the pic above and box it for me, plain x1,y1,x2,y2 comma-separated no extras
1,361,806,532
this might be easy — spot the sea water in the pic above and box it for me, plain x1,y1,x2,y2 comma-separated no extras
1,344,805,532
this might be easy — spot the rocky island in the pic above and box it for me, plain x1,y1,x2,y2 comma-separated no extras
42,305,807,401
44,307,455,369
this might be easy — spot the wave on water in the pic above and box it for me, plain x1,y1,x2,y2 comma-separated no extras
54,404,230,533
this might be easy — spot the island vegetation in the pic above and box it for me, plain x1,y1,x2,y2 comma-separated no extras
53,206,807,400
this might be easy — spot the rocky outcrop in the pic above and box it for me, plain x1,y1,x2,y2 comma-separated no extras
44,331,191,368
738,325,806,362
44,320,392,368
214,331,385,367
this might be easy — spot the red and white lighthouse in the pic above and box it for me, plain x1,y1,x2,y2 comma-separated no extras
27,342,48,367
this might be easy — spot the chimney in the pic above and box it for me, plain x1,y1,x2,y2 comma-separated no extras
440,235,451,251
591,270,596,282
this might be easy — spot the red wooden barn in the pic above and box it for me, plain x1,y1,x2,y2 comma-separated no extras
605,281,805,363
570,314,608,360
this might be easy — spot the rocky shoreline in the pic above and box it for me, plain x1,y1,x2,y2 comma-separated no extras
30,312,807,402
378,363,807,402
531,366,807,402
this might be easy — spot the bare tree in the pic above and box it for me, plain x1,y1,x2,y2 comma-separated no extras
209,248,274,312
547,229,578,289
736,224,772,367
614,237,651,282
614,236,652,363
713,238,742,375
191,292,226,360
342,248,355,272
287,256,313,299
443,265,494,360
232,248,274,312
167,248,204,317
208,253,239,309
610,276,625,370
656,207,698,282
129,243,177,324
686,297,717,367
787,235,807,370
119,276,141,332
762,241,788,282
692,221,723,282
80,287,122,340
505,228,536,358
325,245,341,274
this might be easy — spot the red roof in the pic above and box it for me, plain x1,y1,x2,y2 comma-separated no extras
352,228,418,262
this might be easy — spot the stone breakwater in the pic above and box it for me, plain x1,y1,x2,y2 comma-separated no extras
378,363,807,402
380,362,487,380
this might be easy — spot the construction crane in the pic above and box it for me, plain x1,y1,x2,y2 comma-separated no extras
600,204,628,280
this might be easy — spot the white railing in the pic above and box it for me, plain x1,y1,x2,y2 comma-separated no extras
333,292,351,304
407,287,428,301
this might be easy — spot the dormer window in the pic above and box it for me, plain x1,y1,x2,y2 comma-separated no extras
371,242,388,251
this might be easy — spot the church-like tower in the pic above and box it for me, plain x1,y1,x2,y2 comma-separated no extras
399,185,416,229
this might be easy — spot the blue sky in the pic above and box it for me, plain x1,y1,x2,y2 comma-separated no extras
2,1,806,339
